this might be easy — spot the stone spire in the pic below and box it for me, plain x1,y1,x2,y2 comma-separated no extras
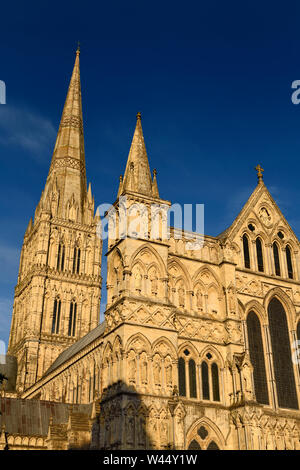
49,46,85,178
122,112,154,197
40,47,88,221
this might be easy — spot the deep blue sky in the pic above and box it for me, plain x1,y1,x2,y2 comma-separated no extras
1,0,300,344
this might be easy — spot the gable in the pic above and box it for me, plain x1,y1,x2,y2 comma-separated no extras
219,182,300,248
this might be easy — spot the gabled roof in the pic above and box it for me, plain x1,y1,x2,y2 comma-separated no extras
217,180,300,244
45,321,106,376
0,397,92,437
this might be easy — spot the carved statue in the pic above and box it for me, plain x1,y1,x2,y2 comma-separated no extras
165,363,172,386
174,413,185,449
128,357,136,383
259,207,272,227
126,415,135,445
150,271,158,295
141,360,148,384
196,289,203,310
154,360,161,385
135,269,142,292
138,415,146,445
178,283,185,307
159,418,169,446
241,355,253,400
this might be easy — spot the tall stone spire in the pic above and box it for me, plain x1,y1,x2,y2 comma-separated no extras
41,47,87,221
121,112,155,197
8,48,102,392
49,46,85,176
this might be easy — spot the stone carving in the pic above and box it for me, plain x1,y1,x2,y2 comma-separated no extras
153,359,162,385
140,357,148,384
128,353,137,383
259,207,272,227
195,288,203,310
165,363,172,386
178,283,185,307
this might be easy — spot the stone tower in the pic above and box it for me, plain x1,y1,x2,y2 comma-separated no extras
7,48,102,393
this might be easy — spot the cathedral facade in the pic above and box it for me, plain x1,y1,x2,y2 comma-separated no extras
1,49,300,450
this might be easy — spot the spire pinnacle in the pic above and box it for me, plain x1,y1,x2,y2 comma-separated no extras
152,168,159,198
122,112,155,197
42,49,87,221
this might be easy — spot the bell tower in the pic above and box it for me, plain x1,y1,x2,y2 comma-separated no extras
8,48,102,392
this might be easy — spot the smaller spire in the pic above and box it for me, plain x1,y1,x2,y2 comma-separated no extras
87,182,93,203
122,112,153,196
117,175,123,198
152,168,159,198
25,218,33,237
255,164,264,184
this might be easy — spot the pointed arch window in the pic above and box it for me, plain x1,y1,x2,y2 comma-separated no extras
246,311,269,404
273,242,281,276
207,441,220,450
243,234,251,269
211,363,220,402
51,297,61,334
56,242,65,271
189,359,197,398
72,246,81,274
178,357,186,397
256,238,264,272
188,440,201,450
268,298,298,409
201,362,210,400
286,246,294,279
68,300,77,336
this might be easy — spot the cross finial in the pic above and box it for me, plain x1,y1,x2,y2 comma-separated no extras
255,164,264,183
76,41,80,55
136,111,141,120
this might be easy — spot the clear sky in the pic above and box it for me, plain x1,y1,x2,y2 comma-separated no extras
1,0,300,345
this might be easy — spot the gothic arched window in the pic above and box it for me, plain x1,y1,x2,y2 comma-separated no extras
188,440,201,450
268,298,298,409
273,242,281,276
286,246,294,279
72,247,81,274
201,362,210,400
51,297,61,334
211,363,220,402
207,441,220,450
246,311,269,404
178,357,186,397
256,238,264,272
56,242,65,271
243,234,251,269
189,359,197,398
68,300,77,336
